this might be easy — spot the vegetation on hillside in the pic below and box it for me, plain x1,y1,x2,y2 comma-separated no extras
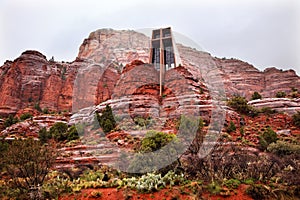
0,139,57,199
3,115,19,128
292,111,300,128
94,105,116,134
38,122,79,143
251,91,262,100
227,96,258,117
275,91,287,98
0,99,299,199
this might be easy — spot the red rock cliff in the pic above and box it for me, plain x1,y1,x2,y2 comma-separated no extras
1,29,299,117
0,51,85,116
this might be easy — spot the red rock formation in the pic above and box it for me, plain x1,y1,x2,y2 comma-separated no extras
96,63,121,104
0,114,69,139
0,51,87,116
1,29,300,119
15,108,40,118
263,67,300,98
78,29,150,65
213,58,300,99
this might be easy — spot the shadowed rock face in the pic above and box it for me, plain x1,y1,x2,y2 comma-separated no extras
0,29,300,118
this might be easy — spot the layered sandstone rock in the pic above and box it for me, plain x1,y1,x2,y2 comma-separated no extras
0,51,88,116
263,67,300,98
2,28,300,169
70,59,218,132
213,58,300,99
249,98,300,115
1,29,300,119
0,114,68,139
78,29,150,65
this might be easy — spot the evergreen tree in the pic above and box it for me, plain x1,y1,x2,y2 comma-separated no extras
251,92,262,100
4,115,19,128
95,105,116,134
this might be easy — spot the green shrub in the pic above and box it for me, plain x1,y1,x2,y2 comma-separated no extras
0,140,9,169
42,173,72,199
176,115,204,133
66,125,80,141
243,178,255,185
0,140,8,152
49,122,68,141
291,87,298,92
178,116,205,155
240,127,245,136
227,96,248,112
39,127,52,144
251,92,262,100
95,105,116,133
226,121,236,133
40,124,80,143
20,113,33,121
207,181,222,195
34,102,42,112
80,170,105,182
1,139,56,198
223,179,241,189
267,140,300,156
139,131,176,153
291,91,298,98
198,117,204,130
134,116,152,128
103,119,114,133
275,91,286,98
292,111,300,128
42,108,49,114
127,131,180,173
290,87,298,98
4,115,19,128
227,96,258,117
259,127,278,150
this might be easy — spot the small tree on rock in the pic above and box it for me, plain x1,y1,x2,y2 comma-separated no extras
4,115,19,128
227,96,258,117
95,105,116,134
251,92,262,100
49,122,68,141
275,91,286,98
259,127,278,150
226,121,236,133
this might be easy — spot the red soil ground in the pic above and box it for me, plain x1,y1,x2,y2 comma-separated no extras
59,184,253,200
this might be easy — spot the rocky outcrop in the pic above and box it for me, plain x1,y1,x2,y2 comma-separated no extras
1,28,299,119
70,59,219,132
0,51,88,116
78,29,150,65
263,67,300,97
96,63,121,104
2,28,300,170
249,98,300,115
0,114,68,139
213,58,300,99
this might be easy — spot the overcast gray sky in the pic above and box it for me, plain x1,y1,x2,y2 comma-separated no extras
0,0,299,74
